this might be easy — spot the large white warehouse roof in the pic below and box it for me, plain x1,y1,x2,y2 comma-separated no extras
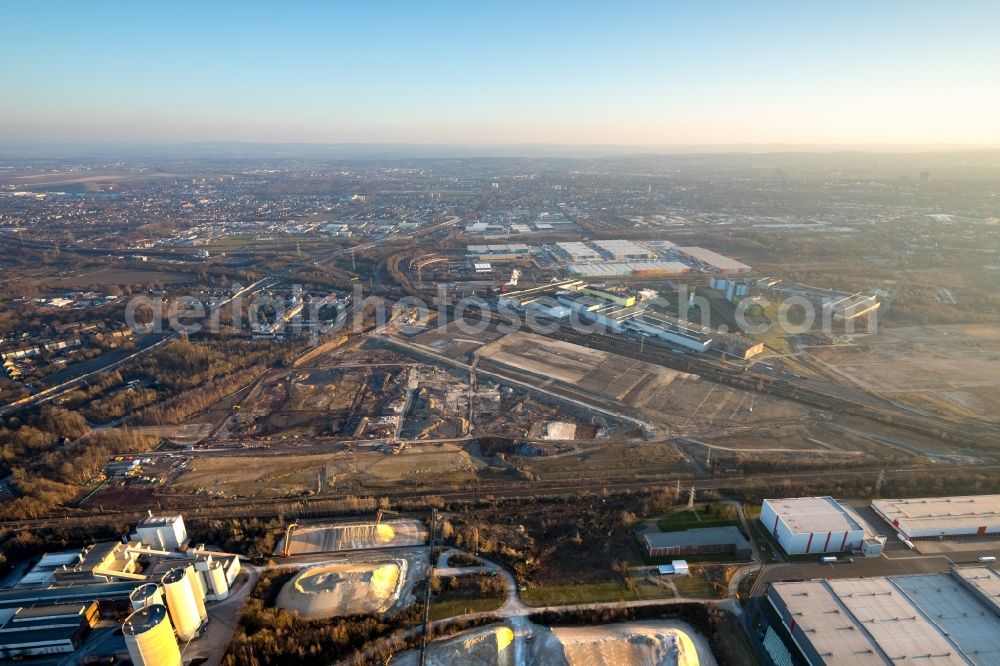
674,246,751,272
872,495,1000,537
590,239,654,257
763,496,866,535
770,573,1000,665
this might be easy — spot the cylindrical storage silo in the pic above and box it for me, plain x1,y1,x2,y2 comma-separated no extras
208,561,229,599
123,603,181,666
162,566,206,641
185,564,208,618
130,583,164,612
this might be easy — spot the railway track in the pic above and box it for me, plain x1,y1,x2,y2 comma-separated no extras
7,463,1000,533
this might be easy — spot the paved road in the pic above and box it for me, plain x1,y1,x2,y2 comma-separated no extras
183,565,261,666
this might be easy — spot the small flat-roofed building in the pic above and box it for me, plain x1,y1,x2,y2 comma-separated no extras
657,560,690,575
872,495,1000,539
643,526,751,559
761,497,885,556
709,332,765,360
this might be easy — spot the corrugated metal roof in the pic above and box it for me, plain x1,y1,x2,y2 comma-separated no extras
644,526,750,550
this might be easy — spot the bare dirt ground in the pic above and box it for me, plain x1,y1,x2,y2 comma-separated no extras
366,444,480,481
232,366,411,438
518,441,689,484
171,453,331,497
475,331,817,438
477,332,687,401
807,324,1000,422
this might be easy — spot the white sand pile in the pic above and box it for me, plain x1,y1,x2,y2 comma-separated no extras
392,620,715,666
276,560,405,618
278,519,427,554
392,625,517,666
552,622,711,666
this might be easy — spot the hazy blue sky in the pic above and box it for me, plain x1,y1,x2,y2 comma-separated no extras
3,1,999,145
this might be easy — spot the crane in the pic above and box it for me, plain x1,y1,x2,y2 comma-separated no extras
280,522,298,558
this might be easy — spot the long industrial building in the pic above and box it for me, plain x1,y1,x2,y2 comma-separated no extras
761,497,885,556
872,495,1000,539
768,570,1000,665
672,246,751,274
643,526,752,559
0,602,98,659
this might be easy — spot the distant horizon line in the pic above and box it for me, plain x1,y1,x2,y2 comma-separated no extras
2,139,998,148
2,140,999,160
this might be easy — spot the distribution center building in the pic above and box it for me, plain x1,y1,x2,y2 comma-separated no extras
872,495,1000,539
768,572,1000,665
761,496,885,556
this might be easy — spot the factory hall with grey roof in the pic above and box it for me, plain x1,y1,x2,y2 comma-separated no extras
768,569,1000,665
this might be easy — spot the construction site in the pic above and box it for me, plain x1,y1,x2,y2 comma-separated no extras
804,323,1000,423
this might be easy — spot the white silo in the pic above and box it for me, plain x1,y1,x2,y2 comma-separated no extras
130,583,164,611
162,566,207,641
123,603,182,666
187,564,208,615
207,560,230,599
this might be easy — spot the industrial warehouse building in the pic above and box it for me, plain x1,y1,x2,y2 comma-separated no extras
555,241,603,263
643,526,752,559
761,497,885,556
872,495,1000,540
590,239,657,261
0,602,98,658
768,569,1000,665
466,243,532,262
672,247,751,274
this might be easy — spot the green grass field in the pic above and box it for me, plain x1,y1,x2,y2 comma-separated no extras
520,579,674,607
656,506,740,532
673,573,726,599
428,595,503,621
